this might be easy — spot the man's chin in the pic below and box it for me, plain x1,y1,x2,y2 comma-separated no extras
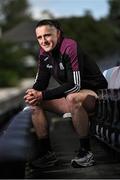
43,47,53,52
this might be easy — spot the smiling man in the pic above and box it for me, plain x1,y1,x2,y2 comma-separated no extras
24,19,108,169
36,23,60,52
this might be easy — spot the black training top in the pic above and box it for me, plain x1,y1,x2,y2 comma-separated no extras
33,36,108,100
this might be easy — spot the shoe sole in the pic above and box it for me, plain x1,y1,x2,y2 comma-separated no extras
71,159,95,168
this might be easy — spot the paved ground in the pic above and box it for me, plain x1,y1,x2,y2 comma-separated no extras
29,116,120,179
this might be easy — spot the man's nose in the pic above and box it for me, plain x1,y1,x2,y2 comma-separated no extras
41,36,47,44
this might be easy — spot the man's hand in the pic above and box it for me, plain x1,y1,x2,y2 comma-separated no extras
24,88,43,106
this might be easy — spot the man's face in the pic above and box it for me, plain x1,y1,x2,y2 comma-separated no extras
35,25,60,52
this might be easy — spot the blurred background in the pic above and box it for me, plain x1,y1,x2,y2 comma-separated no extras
0,2,120,178
0,0,120,87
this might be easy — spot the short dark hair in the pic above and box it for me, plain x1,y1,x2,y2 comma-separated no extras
35,19,62,32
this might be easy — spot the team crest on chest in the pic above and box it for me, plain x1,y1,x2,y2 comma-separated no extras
59,62,64,70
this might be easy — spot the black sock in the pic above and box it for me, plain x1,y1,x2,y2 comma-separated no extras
37,137,52,156
79,136,91,151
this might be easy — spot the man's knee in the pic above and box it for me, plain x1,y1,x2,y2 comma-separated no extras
66,91,97,113
66,93,82,110
30,106,43,115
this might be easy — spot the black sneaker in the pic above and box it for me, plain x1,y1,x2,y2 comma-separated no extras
71,149,95,167
30,151,58,169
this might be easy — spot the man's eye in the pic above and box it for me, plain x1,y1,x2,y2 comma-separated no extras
45,34,51,38
37,37,42,40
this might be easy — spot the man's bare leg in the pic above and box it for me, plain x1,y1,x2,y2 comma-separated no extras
66,89,98,138
30,97,70,165
66,89,98,167
31,97,70,138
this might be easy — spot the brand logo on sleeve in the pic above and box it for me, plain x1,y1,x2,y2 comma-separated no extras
46,64,53,69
